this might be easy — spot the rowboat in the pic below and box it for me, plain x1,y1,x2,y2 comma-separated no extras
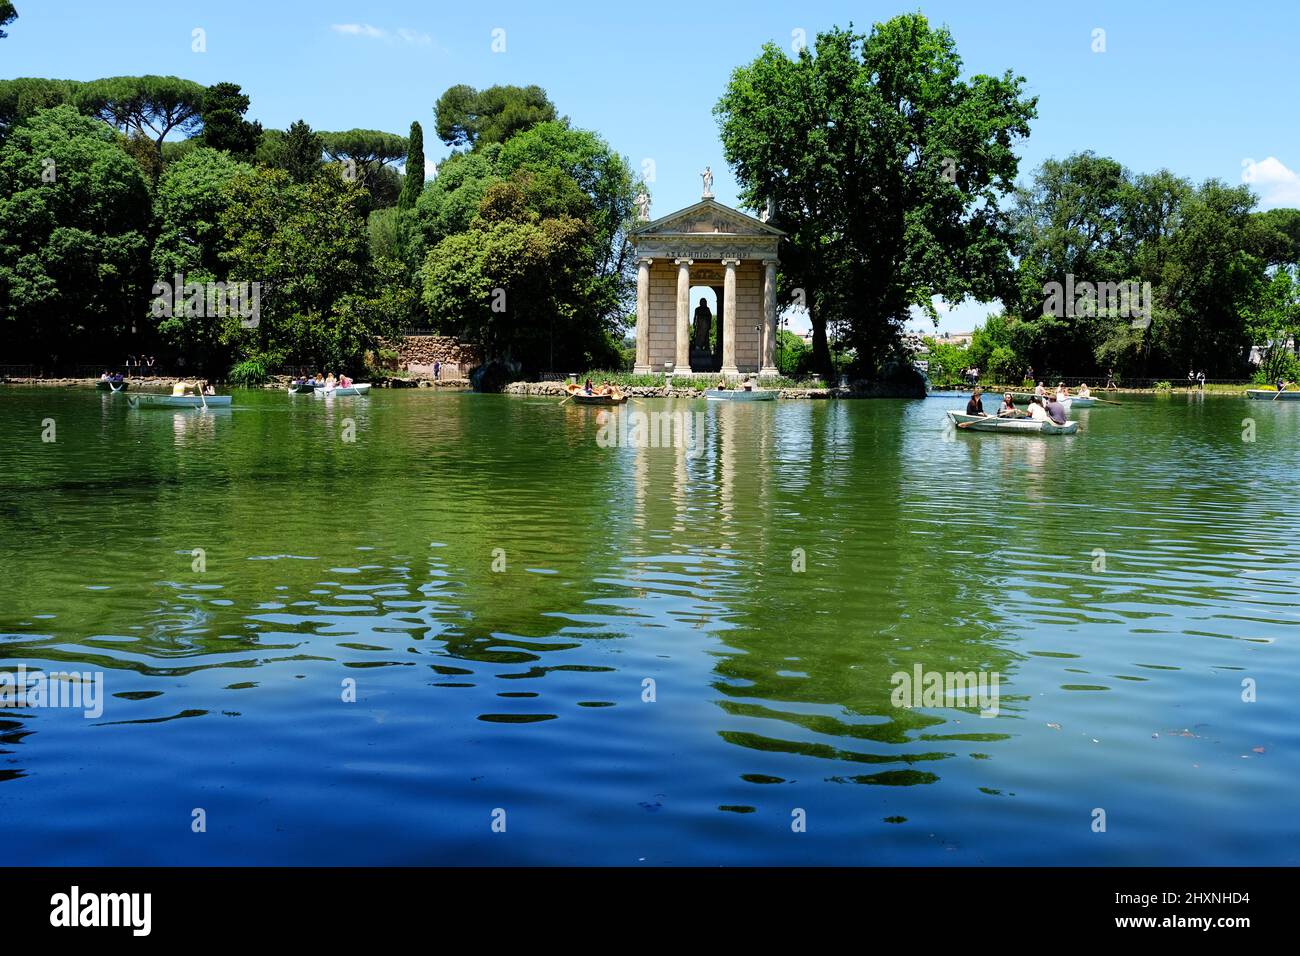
1246,389,1300,401
946,409,1077,434
1008,391,1097,407
287,382,319,394
314,383,372,397
96,380,129,393
128,393,232,408
704,388,776,402
565,383,627,405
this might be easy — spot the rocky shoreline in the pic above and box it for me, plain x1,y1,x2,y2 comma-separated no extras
0,375,471,390
503,380,926,399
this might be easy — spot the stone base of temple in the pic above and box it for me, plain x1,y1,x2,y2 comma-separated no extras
759,366,780,378
720,365,741,377
633,365,653,375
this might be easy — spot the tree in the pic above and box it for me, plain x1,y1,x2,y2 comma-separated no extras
200,82,262,160
1160,180,1270,375
222,166,395,370
257,120,323,184
319,128,407,194
776,329,810,377
0,2,16,39
77,75,207,156
434,84,558,149
1246,266,1300,383
0,78,81,142
150,147,254,368
398,120,425,211
716,17,1036,377
0,105,151,363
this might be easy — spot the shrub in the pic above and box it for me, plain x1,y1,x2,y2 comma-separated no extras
228,358,269,386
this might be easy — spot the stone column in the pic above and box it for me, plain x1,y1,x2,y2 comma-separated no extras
674,258,693,373
760,259,779,377
633,257,653,374
720,258,740,377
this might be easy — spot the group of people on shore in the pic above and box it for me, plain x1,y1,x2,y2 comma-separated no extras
966,385,1069,425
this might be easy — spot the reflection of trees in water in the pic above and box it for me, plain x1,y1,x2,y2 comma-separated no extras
705,400,1020,784
0,714,34,782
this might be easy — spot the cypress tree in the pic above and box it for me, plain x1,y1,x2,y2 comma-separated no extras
399,120,425,210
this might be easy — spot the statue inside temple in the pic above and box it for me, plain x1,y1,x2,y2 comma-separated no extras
693,297,713,352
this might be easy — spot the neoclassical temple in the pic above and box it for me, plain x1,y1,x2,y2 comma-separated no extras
630,190,783,377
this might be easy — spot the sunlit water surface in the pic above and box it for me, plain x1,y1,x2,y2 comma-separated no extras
0,387,1296,864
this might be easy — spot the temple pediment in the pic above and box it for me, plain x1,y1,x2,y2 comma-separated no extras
632,198,784,239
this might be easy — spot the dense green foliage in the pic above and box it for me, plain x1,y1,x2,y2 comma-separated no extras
716,15,1036,377
0,106,151,360
412,120,636,372
434,84,558,149
200,82,262,160
4,32,1296,387
0,2,16,40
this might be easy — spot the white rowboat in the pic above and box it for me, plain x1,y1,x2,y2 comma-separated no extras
1246,389,1300,401
704,388,775,402
129,393,232,408
315,384,371,397
946,409,1077,434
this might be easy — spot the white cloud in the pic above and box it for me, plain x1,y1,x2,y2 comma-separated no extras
1241,156,1300,209
331,23,431,45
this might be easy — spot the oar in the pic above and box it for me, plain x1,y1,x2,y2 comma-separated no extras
1089,396,1123,406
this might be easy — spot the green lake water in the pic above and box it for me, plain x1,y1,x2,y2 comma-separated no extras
0,386,1296,864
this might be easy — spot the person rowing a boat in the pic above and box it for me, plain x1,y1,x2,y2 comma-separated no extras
338,373,353,388
1276,378,1291,392
1033,381,1046,399
1044,394,1068,425
172,379,192,396
997,392,1018,417
966,387,987,416
1078,383,1092,398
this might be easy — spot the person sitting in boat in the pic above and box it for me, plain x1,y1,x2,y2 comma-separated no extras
998,392,1018,417
172,380,190,396
99,371,110,381
1034,381,1046,398
1055,382,1069,402
1276,379,1290,392
338,373,352,388
1044,394,1068,425
325,372,337,388
741,376,756,392
1027,396,1049,422
203,383,215,396
583,377,594,395
966,387,987,416
1078,383,1092,398
313,373,325,386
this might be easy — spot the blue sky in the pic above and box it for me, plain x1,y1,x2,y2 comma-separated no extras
5,0,1298,333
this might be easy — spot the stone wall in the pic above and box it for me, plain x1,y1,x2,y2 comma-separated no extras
384,335,481,379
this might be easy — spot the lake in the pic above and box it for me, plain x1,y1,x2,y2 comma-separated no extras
0,386,1296,865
